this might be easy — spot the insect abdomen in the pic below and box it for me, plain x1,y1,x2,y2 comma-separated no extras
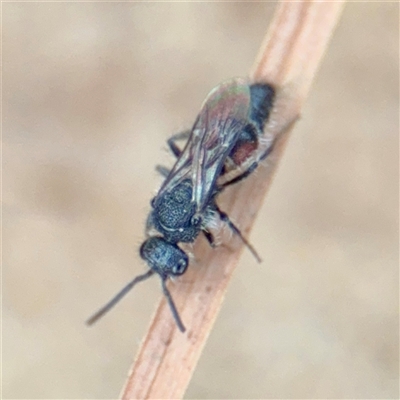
249,83,275,133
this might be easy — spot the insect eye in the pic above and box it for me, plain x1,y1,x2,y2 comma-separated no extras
172,259,187,276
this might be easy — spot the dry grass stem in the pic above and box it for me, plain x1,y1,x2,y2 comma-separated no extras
120,1,345,399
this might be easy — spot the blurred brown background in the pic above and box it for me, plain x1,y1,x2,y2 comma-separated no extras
3,2,398,399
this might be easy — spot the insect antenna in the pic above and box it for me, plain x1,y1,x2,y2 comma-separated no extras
86,269,155,325
161,278,186,333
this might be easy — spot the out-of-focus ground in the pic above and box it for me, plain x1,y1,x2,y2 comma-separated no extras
3,3,398,399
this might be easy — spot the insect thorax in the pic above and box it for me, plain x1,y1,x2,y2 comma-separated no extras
151,180,202,243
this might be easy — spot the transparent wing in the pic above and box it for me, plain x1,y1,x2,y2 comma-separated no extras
158,78,251,213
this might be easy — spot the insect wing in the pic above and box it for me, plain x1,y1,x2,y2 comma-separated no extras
191,79,251,211
158,78,251,212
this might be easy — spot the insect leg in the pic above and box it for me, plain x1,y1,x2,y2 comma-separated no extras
213,203,262,263
155,130,191,176
203,230,216,248
167,130,191,158
220,161,259,189
155,165,170,178
161,278,186,332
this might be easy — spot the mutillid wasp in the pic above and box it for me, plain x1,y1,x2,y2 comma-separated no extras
87,78,279,332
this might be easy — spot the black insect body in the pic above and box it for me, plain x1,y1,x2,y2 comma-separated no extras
87,78,277,332
149,80,276,247
149,179,202,244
